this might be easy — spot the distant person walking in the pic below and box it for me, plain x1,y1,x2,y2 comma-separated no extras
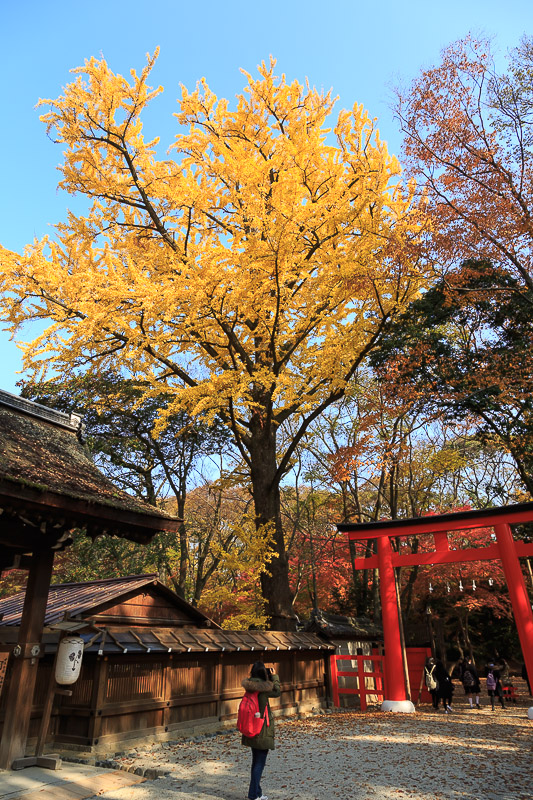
240,661,281,800
435,659,454,713
486,663,505,711
498,657,510,684
424,657,439,710
521,662,531,695
460,657,481,709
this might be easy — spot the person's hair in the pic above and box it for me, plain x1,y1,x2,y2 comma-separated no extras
250,661,269,681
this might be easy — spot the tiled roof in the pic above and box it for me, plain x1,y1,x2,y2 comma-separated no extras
0,390,179,540
0,574,333,654
0,575,214,628
305,609,382,639
50,627,332,655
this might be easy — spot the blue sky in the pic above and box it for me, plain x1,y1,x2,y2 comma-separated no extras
1,0,532,392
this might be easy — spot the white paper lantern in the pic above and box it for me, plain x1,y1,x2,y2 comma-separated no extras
55,636,84,685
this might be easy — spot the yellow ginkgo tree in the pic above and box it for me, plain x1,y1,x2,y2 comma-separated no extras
0,52,429,629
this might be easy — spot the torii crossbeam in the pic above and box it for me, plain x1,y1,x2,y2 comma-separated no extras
337,502,533,711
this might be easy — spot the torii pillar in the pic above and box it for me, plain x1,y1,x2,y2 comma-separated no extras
377,536,414,712
494,524,533,687
339,501,533,717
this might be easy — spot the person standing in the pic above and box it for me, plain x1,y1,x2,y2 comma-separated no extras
424,657,439,710
460,657,481,709
435,659,454,713
486,663,505,711
241,661,281,800
522,662,531,695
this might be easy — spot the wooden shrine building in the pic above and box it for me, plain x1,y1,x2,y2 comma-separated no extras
0,575,332,754
0,389,180,768
305,609,382,655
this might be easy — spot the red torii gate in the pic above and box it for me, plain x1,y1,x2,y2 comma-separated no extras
337,502,533,710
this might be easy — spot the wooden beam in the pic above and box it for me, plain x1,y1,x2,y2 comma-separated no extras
162,654,172,732
351,541,533,570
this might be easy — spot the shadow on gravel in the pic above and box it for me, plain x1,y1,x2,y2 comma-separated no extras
91,708,532,800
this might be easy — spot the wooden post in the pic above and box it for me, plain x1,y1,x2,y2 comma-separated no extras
162,654,172,732
395,566,411,700
0,548,55,770
323,652,332,708
291,650,296,710
494,523,533,691
357,654,366,711
34,632,73,761
415,668,425,708
374,654,384,699
214,654,222,721
329,654,340,707
87,656,108,746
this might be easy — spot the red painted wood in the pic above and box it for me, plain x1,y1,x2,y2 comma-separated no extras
377,537,406,701
406,647,432,704
329,654,385,709
351,541,533,570
329,654,340,708
494,524,533,694
433,532,449,551
336,670,384,678
357,656,366,711
344,507,533,710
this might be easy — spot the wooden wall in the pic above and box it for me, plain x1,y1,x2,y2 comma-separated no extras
90,590,197,627
0,648,330,754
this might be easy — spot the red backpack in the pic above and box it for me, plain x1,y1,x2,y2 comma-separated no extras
237,691,269,738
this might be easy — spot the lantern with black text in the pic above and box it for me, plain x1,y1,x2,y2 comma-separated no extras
55,636,84,685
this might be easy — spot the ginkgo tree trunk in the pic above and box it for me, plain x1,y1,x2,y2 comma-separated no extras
0,52,429,629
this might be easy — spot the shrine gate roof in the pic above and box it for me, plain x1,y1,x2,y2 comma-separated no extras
337,501,533,539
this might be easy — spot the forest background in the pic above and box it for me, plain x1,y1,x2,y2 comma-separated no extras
1,3,533,662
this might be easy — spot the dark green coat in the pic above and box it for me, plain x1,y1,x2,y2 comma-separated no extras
240,674,281,750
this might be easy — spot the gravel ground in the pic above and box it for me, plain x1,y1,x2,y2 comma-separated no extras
86,705,532,800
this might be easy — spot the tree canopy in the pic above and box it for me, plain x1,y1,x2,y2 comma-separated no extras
396,34,533,290
370,259,533,494
0,53,427,627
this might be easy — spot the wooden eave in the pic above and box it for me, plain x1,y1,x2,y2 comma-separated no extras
0,626,333,655
0,393,180,555
0,476,180,550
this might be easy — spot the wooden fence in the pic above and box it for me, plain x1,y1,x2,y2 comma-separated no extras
0,648,331,753
329,654,385,710
330,647,433,709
